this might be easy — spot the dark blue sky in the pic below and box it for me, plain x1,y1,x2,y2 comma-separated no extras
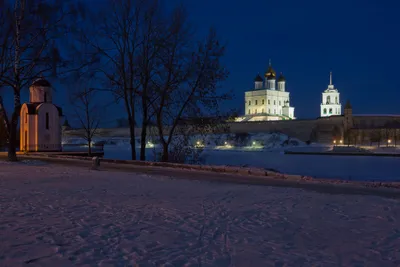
3,0,400,126
180,0,400,118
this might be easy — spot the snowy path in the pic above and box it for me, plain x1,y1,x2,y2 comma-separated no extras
0,161,399,266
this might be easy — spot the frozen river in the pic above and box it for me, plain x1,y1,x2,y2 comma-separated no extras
104,145,400,182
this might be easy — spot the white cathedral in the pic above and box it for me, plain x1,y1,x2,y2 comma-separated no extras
235,61,295,122
320,72,342,117
235,61,342,122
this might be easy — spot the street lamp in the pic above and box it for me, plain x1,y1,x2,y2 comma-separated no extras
339,140,343,144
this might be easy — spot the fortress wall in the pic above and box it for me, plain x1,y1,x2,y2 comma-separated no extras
64,119,320,142
352,115,400,127
226,120,318,141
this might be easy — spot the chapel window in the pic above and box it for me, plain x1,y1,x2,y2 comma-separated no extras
46,113,49,129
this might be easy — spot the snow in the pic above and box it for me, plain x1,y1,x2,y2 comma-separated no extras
0,161,399,266
62,133,400,182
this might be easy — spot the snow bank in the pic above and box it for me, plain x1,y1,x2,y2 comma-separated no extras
0,161,399,266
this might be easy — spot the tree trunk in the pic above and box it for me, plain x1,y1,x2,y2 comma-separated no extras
161,142,169,162
88,137,92,156
129,125,136,160
7,111,18,161
140,121,147,161
0,96,10,136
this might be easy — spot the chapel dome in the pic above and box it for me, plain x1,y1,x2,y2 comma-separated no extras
31,77,51,87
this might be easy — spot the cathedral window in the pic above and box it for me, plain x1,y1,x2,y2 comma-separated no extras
274,100,276,105
44,93,47,102
248,109,250,114
268,100,270,104
255,100,258,105
25,113,27,123
262,99,264,104
249,101,251,105
335,96,338,104
268,109,271,114
329,108,332,114
46,113,49,129
327,96,331,104
323,108,327,114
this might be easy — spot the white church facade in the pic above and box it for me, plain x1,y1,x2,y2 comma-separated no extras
320,72,342,117
236,61,295,122
20,78,63,152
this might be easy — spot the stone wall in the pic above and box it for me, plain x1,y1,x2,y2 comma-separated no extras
64,119,320,142
63,114,400,144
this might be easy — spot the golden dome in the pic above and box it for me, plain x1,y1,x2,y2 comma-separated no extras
264,61,276,79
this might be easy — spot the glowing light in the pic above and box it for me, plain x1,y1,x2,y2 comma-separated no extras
196,141,200,145
333,140,336,144
388,139,392,144
224,141,227,145
339,140,343,144
252,141,256,146
147,141,154,148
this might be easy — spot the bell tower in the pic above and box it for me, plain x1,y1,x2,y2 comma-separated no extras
320,72,342,117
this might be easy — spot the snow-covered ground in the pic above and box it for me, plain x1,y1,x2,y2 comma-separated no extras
0,160,399,266
63,133,400,182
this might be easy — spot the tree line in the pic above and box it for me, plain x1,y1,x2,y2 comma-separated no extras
0,0,230,162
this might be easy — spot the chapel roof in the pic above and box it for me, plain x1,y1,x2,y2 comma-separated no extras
24,103,63,116
31,77,51,87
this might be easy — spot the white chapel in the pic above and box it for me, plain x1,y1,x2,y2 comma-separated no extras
20,78,63,152
236,61,295,122
320,72,342,117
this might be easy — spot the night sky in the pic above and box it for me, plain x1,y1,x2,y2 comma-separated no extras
3,0,400,126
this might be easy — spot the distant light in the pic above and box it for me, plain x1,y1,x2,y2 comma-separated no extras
147,141,154,148
252,141,256,145
388,139,392,144
339,140,343,144
224,141,227,145
196,141,200,145
333,140,336,144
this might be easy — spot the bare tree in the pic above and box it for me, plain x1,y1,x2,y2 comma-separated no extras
136,0,164,161
370,128,382,147
69,87,102,156
150,8,229,162
331,125,341,142
78,0,148,160
382,121,395,147
0,0,78,161
343,128,353,146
